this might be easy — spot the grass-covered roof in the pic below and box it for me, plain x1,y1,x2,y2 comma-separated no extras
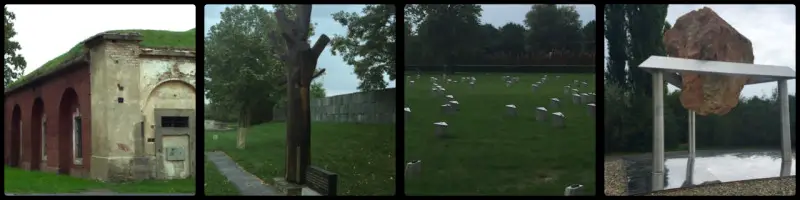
5,28,196,93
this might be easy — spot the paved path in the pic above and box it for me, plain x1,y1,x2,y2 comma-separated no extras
206,151,281,196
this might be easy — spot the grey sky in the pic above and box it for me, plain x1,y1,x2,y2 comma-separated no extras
6,5,195,77
479,4,596,27
603,5,796,97
203,4,396,100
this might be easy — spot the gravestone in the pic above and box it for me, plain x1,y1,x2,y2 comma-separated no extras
572,94,581,104
404,107,411,122
445,95,454,102
552,112,566,128
536,107,548,121
440,104,452,115
580,93,589,104
469,82,475,89
550,98,560,110
571,89,579,95
409,80,414,85
531,84,539,93
587,103,596,117
448,101,460,111
405,160,422,179
564,86,571,95
564,184,584,196
506,104,517,116
556,75,560,80
434,122,448,138
505,81,512,87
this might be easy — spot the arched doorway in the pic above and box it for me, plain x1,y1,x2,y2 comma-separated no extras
31,98,45,170
58,88,80,174
9,104,22,167
143,80,196,179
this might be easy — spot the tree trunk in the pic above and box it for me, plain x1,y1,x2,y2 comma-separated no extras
237,109,249,149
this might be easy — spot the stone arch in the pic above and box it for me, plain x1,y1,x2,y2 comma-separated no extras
9,104,22,167
142,80,196,156
31,98,46,170
58,87,80,174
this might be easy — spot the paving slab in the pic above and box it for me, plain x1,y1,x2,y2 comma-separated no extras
206,151,281,196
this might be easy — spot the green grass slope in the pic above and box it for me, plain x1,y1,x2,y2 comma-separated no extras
3,166,195,194
404,72,597,195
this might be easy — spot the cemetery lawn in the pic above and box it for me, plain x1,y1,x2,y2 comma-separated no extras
404,73,596,195
3,166,196,194
204,122,396,195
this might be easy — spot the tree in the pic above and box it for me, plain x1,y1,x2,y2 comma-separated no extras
524,5,583,53
624,4,668,97
406,4,483,72
496,22,526,57
269,5,331,184
205,5,323,149
604,4,628,89
4,7,27,88
581,20,596,52
331,5,396,91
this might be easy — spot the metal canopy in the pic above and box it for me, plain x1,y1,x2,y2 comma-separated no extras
640,56,796,85
640,55,795,192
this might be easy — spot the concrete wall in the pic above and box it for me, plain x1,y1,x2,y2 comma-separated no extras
273,88,396,124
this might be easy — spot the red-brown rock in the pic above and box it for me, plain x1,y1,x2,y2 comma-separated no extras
663,7,754,116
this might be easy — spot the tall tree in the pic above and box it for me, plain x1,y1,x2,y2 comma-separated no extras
205,5,322,149
604,4,628,88
625,4,668,97
269,5,331,184
406,4,483,71
4,7,27,88
524,4,583,53
497,22,526,56
581,20,596,53
331,5,396,91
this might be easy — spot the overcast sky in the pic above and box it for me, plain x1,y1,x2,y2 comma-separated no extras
6,5,196,77
603,5,796,97
204,4,396,99
479,4,596,27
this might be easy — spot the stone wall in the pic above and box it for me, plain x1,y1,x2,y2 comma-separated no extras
273,88,396,124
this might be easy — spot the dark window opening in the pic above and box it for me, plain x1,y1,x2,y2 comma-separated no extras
74,116,83,159
161,116,189,128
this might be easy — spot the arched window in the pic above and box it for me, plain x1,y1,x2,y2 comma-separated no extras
42,114,47,161
73,108,83,165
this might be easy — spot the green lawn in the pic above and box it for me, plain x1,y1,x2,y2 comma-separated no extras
204,122,396,195
3,166,195,194
204,158,239,195
7,28,196,89
404,72,596,195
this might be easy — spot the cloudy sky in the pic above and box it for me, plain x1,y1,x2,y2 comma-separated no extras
479,4,596,27
204,4,396,99
5,5,196,78
603,5,796,97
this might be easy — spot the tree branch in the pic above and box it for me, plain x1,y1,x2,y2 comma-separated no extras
297,5,312,40
277,68,326,87
311,34,331,59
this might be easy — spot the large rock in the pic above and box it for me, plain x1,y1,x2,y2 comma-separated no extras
663,7,754,116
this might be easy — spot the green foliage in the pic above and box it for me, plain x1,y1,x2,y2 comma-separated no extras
624,4,668,97
331,4,396,91
604,82,797,153
523,5,584,52
404,4,595,67
7,28,196,90
204,5,325,124
4,7,27,89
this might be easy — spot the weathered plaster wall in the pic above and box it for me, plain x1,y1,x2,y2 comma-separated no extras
88,38,196,182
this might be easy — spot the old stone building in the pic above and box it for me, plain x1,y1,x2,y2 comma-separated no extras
4,31,196,182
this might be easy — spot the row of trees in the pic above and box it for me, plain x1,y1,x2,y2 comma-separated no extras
404,4,596,66
603,5,796,154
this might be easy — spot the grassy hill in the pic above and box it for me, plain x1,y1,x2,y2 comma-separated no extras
6,28,196,90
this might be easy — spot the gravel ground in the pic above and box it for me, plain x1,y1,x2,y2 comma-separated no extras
603,159,627,196
604,151,796,196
